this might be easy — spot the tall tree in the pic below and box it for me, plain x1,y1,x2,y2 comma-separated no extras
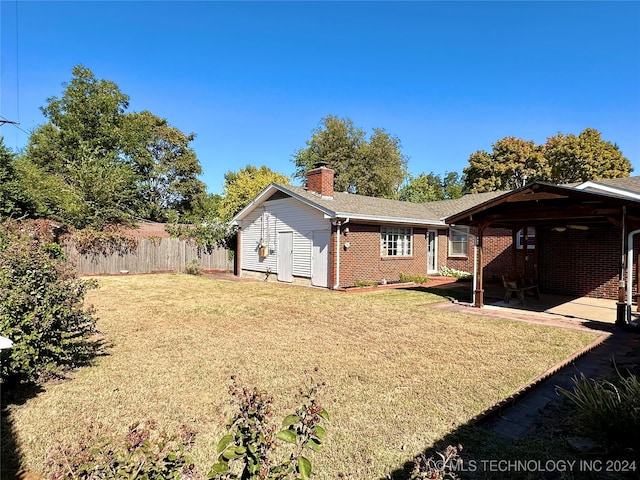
0,138,29,218
122,111,206,221
545,128,632,183
398,173,445,203
218,165,290,222
442,171,464,199
398,172,465,203
463,129,631,193
29,64,129,173
25,65,206,227
292,115,408,198
463,137,549,193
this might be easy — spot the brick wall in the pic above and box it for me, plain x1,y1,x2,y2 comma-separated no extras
440,227,513,281
326,222,627,299
332,223,429,287
330,223,513,288
539,226,622,299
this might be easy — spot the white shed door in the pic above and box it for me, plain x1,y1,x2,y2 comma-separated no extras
277,232,294,282
311,230,330,287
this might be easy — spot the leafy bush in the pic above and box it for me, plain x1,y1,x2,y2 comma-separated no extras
438,267,472,280
210,377,328,479
64,227,138,256
354,279,378,288
46,420,198,479
166,216,234,255
399,272,430,285
185,259,203,276
44,379,328,479
0,220,98,383
557,368,640,448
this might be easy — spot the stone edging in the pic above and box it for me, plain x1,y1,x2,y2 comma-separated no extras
471,333,611,425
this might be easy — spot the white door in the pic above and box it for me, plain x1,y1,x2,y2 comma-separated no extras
277,232,294,282
427,230,438,274
311,230,330,287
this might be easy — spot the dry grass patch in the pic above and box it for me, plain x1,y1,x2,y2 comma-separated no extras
5,275,598,479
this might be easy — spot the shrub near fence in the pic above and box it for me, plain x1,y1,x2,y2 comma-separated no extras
63,237,233,275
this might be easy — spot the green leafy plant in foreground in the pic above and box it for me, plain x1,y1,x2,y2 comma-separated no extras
0,219,99,383
44,380,327,479
46,420,198,479
209,376,328,480
557,366,640,448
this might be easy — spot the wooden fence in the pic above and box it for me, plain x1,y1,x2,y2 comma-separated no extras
64,237,233,275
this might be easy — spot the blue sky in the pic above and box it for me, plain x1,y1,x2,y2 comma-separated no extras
1,1,639,195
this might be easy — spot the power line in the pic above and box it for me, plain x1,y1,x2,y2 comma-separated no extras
0,116,29,136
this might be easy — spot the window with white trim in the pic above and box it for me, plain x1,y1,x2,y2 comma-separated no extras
381,227,413,257
448,227,469,257
516,227,536,250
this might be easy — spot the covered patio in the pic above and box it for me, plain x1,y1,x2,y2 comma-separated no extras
445,180,640,326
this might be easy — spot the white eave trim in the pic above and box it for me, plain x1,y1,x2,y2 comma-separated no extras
231,183,337,224
230,183,448,227
575,181,640,200
332,212,446,226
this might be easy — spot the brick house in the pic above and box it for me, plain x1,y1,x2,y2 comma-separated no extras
445,176,640,318
231,165,513,289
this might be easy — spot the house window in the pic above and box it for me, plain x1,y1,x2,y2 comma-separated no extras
448,227,469,257
381,227,413,257
516,227,536,250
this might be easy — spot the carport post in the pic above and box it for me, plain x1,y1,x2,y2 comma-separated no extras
473,226,485,308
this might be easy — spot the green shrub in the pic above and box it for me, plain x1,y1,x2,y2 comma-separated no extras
46,420,197,479
557,367,640,448
210,377,328,479
399,272,430,285
185,258,203,276
0,220,98,383
354,279,378,288
45,379,328,479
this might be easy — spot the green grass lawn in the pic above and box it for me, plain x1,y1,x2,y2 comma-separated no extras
3,275,599,479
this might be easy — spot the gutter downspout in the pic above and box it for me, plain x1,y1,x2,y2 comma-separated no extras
333,218,349,289
625,227,640,327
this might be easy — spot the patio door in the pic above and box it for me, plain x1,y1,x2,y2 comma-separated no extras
427,230,438,274
277,232,293,282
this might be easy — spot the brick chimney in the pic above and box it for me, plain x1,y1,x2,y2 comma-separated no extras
306,162,335,198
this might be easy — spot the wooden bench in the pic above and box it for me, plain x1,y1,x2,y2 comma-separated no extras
501,274,540,305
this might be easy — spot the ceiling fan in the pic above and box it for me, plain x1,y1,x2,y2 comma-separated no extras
551,225,589,232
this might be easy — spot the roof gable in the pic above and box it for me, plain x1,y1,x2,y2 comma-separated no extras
446,180,640,229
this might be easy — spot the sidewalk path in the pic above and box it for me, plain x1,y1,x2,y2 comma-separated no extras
433,299,640,441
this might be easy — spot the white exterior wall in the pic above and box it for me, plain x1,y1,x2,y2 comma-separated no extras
240,197,331,279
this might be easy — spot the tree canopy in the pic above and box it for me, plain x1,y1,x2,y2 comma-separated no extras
462,129,631,193
292,115,408,198
398,172,464,203
545,128,631,184
23,65,206,228
218,165,290,222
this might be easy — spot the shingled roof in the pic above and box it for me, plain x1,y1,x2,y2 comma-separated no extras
233,183,506,226
233,176,640,227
